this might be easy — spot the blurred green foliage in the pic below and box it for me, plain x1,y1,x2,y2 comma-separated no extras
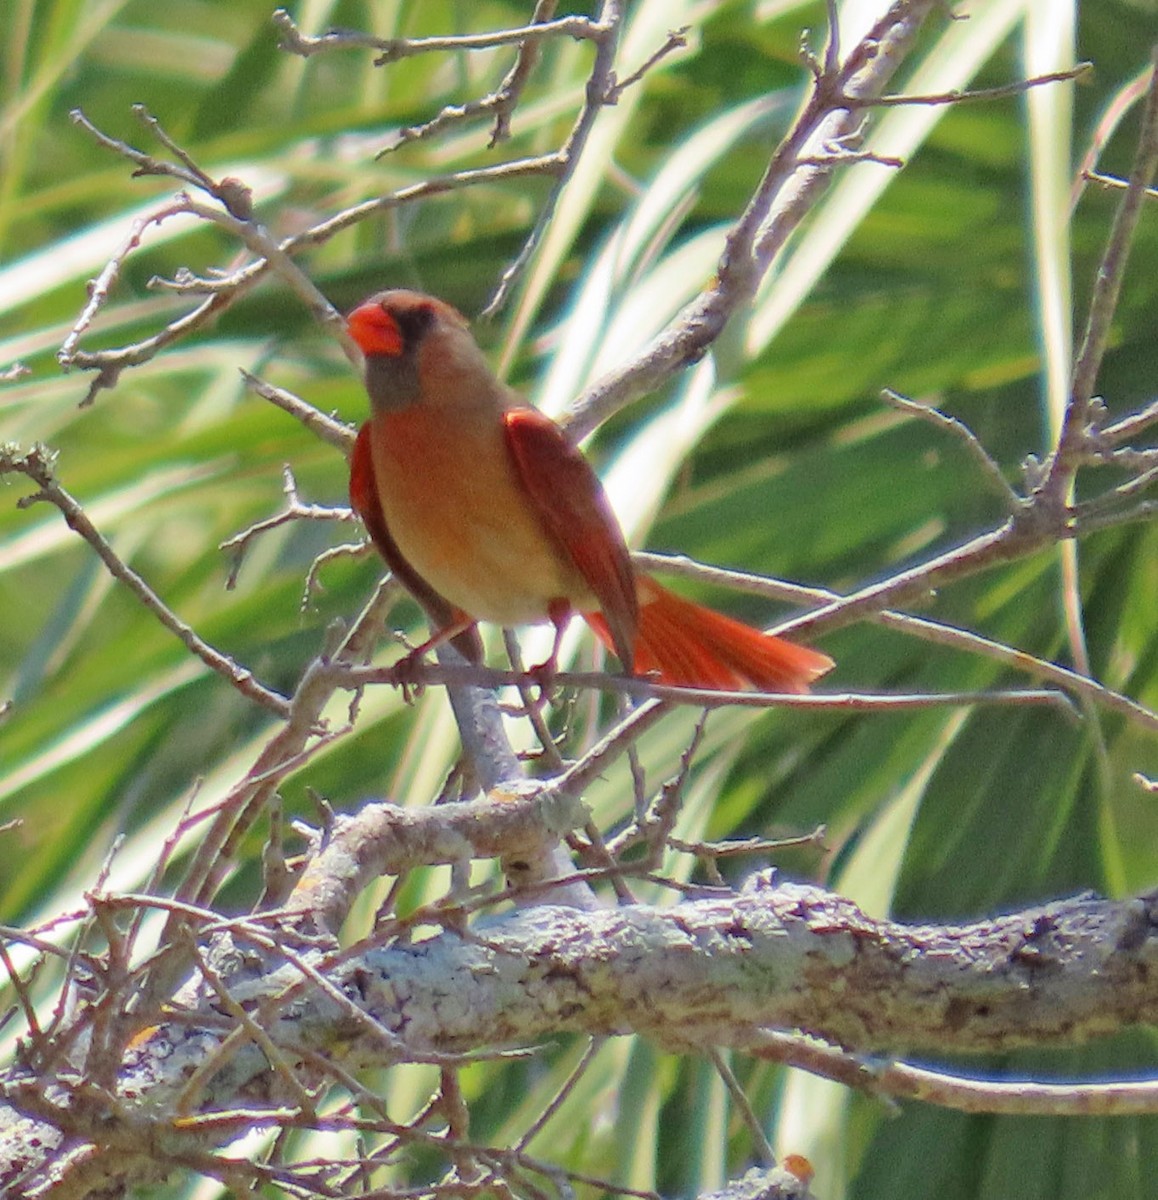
2,2,1157,1198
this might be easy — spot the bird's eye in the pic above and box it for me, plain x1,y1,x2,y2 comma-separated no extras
391,302,436,346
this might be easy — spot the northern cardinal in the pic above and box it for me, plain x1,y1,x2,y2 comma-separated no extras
347,289,833,693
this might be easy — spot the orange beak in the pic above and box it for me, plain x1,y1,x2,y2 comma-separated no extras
347,301,404,357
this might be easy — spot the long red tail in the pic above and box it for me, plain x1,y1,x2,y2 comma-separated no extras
584,577,833,693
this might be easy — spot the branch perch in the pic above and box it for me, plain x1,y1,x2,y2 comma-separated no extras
3,882,1156,1194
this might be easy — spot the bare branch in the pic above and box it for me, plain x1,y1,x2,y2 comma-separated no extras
0,444,290,717
168,581,397,914
220,465,356,590
604,27,690,103
710,1047,776,1165
488,1,562,147
57,196,191,368
482,0,625,315
1043,53,1158,502
565,0,944,440
11,11,1156,1194
514,1037,603,1152
1079,169,1158,199
282,785,587,933
501,629,567,772
860,62,1092,109
1072,61,1156,209
633,551,1158,734
880,388,1023,509
71,107,354,359
667,829,828,863
272,7,605,62
61,150,562,401
335,658,1078,720
4,883,1158,1192
754,1029,1158,1116
372,0,566,153
239,370,355,453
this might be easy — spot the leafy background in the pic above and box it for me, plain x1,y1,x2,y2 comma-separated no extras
2,1,1157,1198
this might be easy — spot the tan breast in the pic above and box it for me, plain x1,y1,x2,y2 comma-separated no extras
369,406,594,625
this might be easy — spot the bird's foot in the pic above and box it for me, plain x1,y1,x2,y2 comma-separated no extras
522,600,570,702
387,639,430,703
525,653,562,704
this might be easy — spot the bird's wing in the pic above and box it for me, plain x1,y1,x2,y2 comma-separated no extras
502,407,638,670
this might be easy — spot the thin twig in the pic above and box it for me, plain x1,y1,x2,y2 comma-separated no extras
272,8,605,61
605,716,707,866
709,1048,776,1166
1082,169,1158,200
220,465,357,589
1044,53,1158,500
58,197,192,366
667,829,827,861
860,63,1092,109
489,1,562,147
548,696,672,802
239,370,356,453
880,387,1023,509
604,27,690,103
501,629,567,772
514,1038,603,1152
753,1029,1158,1116
1072,61,1155,209
482,0,624,316
1,444,290,717
633,551,1158,734
338,659,1076,719
300,540,375,611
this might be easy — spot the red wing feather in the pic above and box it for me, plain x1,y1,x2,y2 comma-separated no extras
502,408,638,670
350,422,483,663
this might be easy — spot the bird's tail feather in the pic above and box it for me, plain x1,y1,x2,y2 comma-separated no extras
584,577,832,693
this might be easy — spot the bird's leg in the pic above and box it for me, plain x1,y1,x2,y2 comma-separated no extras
525,599,573,695
390,611,478,699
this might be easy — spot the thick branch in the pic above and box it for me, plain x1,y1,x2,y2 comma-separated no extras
330,882,1158,1058
3,882,1155,1194
284,783,589,931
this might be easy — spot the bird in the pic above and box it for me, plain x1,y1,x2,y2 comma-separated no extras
346,289,834,693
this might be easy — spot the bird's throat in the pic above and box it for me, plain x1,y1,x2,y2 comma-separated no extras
365,353,421,414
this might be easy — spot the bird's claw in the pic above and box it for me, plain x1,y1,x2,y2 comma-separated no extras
525,654,561,702
388,646,429,703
